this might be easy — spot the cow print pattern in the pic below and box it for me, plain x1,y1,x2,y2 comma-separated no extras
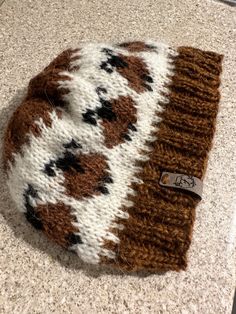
5,42,157,252
24,184,83,247
25,45,154,236
44,151,85,177
82,84,138,147
82,87,114,126
100,48,154,93
83,91,138,148
25,136,113,248
100,48,128,74
43,141,113,198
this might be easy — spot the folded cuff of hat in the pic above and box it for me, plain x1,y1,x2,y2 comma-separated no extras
3,42,223,272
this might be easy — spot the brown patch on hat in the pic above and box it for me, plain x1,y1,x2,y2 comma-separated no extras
27,48,80,107
3,48,80,169
63,153,111,200
101,46,223,272
3,98,62,169
101,96,137,148
119,41,156,52
31,201,81,248
117,54,153,93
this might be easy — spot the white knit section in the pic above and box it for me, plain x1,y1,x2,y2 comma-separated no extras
7,111,75,211
6,41,177,265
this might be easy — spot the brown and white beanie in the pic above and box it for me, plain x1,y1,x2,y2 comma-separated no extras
3,41,223,272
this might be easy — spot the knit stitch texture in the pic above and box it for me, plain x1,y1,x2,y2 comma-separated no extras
3,41,223,272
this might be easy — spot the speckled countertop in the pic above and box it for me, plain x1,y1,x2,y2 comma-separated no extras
0,0,235,313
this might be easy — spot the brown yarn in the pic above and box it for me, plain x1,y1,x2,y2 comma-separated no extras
117,54,152,93
3,48,80,168
3,98,62,169
34,202,79,248
102,96,137,148
64,153,110,199
101,46,223,272
118,41,156,52
27,48,80,107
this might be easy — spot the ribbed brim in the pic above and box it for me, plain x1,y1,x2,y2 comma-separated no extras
102,47,223,272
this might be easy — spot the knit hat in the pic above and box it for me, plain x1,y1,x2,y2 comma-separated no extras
3,41,223,272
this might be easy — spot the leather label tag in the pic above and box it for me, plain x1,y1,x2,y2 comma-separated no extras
159,172,203,199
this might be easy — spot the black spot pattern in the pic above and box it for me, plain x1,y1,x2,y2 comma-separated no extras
145,44,156,49
56,152,85,173
82,109,97,125
102,175,113,184
97,99,116,121
66,233,83,245
108,55,128,68
102,48,113,54
141,74,153,83
63,139,82,149
128,123,137,132
143,84,153,91
82,96,117,126
100,47,154,93
96,87,107,95
123,134,132,141
27,184,38,198
44,161,56,177
24,185,43,230
100,48,128,74
44,151,85,177
96,186,109,194
100,62,113,73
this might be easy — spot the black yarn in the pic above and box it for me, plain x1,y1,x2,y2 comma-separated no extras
102,175,113,184
128,123,137,132
24,185,43,230
67,233,83,245
63,139,82,149
108,55,128,69
100,62,113,73
96,186,109,194
118,42,130,48
123,134,132,141
27,184,38,198
100,48,128,74
145,44,156,49
102,48,113,55
44,152,85,176
96,87,107,95
56,152,85,173
82,109,97,126
141,74,153,83
97,99,117,121
143,84,153,91
44,161,56,177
